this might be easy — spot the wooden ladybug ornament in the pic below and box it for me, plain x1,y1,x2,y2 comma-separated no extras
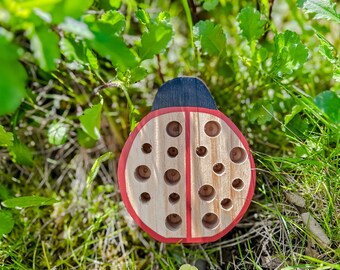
118,77,256,243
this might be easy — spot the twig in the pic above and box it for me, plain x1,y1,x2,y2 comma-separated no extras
187,0,198,23
260,0,275,41
89,81,125,147
91,81,120,101
269,0,275,21
102,102,125,148
156,54,165,84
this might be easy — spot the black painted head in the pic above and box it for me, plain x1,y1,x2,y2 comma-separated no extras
152,77,217,111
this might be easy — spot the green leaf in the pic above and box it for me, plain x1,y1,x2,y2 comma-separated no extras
285,114,309,139
128,66,148,84
257,47,269,63
30,26,61,71
284,107,308,138
136,9,151,25
302,0,340,23
0,125,14,147
2,196,57,208
59,17,94,39
0,210,14,236
139,20,173,60
157,11,170,22
79,99,103,140
87,22,137,71
315,31,338,64
86,48,99,70
334,65,340,82
271,30,309,77
60,37,97,69
11,0,59,12
0,184,12,201
284,105,304,125
202,0,219,11
118,67,148,84
33,8,52,23
87,152,114,187
237,7,266,42
77,129,97,148
179,264,198,270
248,100,274,125
295,143,308,157
51,0,94,23
100,10,125,33
193,21,226,56
9,142,34,166
0,31,27,116
109,0,122,9
60,37,81,62
48,122,69,145
314,91,340,124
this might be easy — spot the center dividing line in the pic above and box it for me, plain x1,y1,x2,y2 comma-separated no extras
185,110,192,241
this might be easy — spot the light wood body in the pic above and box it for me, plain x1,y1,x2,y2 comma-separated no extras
119,107,254,243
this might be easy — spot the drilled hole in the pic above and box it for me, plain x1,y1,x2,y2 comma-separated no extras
204,121,221,137
202,213,219,229
230,147,247,163
141,143,152,154
232,178,244,190
140,192,151,203
164,169,181,185
221,198,233,210
167,147,178,157
165,214,182,230
169,193,180,204
196,146,207,157
135,165,151,181
198,185,216,201
166,121,182,137
213,163,225,175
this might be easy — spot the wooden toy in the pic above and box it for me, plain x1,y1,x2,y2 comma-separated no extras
118,77,256,243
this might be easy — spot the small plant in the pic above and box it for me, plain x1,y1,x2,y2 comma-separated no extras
0,192,57,238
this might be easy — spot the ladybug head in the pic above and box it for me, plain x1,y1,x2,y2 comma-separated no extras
152,77,217,111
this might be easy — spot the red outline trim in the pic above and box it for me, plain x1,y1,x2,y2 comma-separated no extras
118,107,256,243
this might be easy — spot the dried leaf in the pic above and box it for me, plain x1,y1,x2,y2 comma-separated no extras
284,192,306,208
300,212,331,246
305,239,321,258
261,256,283,269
